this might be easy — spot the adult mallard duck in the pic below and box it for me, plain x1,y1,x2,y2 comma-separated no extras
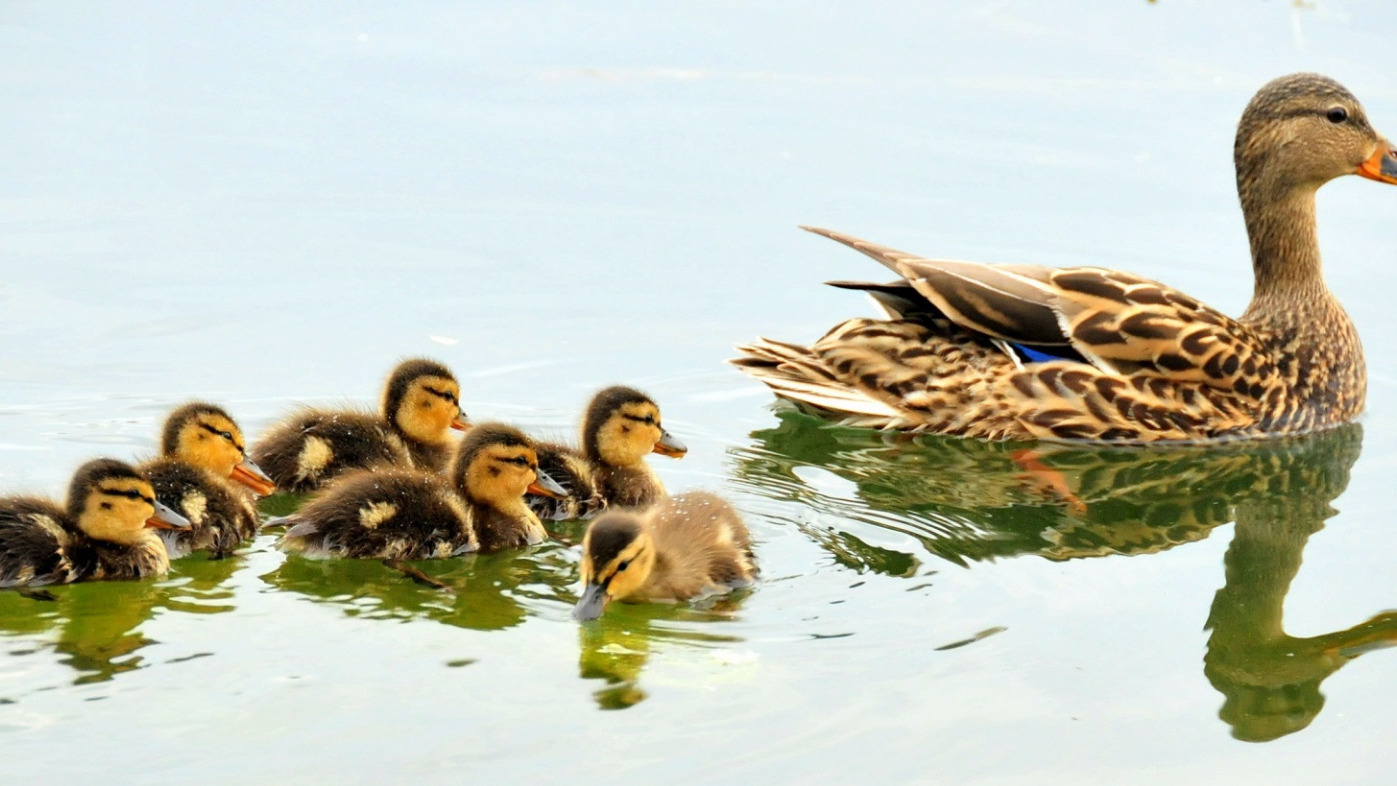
0,459,191,587
252,358,469,492
142,402,275,558
573,491,756,621
733,73,1397,442
279,423,566,559
528,386,687,519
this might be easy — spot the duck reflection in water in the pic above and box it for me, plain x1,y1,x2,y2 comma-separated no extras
1205,425,1397,741
734,413,1397,739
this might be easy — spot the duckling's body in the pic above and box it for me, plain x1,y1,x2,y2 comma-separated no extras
280,423,565,559
252,359,468,492
733,74,1397,441
574,491,756,620
279,468,477,560
529,442,605,521
526,386,687,519
141,403,274,558
0,460,190,587
0,498,83,587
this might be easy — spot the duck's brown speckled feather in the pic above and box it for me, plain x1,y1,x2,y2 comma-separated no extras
735,73,1389,442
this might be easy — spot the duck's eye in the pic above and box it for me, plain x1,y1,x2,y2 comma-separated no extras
617,559,631,572
1327,107,1348,124
219,430,234,442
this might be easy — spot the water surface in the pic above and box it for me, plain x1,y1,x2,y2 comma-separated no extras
2,2,1396,783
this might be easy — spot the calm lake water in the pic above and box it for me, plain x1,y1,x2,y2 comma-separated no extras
3,2,1396,783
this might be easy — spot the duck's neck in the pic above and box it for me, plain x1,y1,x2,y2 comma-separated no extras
1239,186,1335,324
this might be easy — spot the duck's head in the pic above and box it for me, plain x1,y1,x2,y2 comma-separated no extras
581,386,687,468
67,459,191,546
381,358,470,447
573,510,654,621
161,402,276,495
452,422,566,508
1236,73,1397,200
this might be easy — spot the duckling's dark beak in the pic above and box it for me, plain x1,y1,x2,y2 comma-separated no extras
230,458,277,497
652,430,687,458
450,414,471,431
573,582,610,621
1358,140,1397,184
528,468,568,499
146,500,192,530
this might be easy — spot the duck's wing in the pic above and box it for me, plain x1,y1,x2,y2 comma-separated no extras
805,227,1274,393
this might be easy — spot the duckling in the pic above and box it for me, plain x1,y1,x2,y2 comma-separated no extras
453,423,567,552
251,358,469,492
141,402,276,558
0,459,191,587
529,439,606,521
573,491,756,621
528,386,687,519
279,422,566,559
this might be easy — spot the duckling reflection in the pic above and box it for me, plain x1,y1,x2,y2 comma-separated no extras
575,595,748,710
1204,425,1397,741
0,551,246,690
262,542,577,632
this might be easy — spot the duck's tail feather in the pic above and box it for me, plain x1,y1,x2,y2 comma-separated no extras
731,338,910,429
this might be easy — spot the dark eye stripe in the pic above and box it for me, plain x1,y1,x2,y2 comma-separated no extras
621,414,657,425
199,423,242,448
101,488,154,505
423,386,458,405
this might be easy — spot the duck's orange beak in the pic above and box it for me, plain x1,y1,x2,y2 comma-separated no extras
230,458,277,497
450,414,471,432
1358,140,1397,184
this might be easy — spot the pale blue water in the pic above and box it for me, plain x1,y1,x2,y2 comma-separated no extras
2,2,1396,783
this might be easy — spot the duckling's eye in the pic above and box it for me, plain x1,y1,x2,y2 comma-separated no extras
1327,107,1348,124
617,559,631,572
219,430,234,442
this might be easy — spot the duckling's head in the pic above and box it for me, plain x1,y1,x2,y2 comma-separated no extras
67,459,191,546
452,422,565,508
574,511,655,621
1236,73,1397,201
160,402,276,495
581,386,687,468
381,358,469,447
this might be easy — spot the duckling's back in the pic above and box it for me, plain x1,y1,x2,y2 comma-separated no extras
645,491,756,599
528,442,605,521
251,410,413,493
279,468,477,560
142,458,260,558
0,498,84,587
